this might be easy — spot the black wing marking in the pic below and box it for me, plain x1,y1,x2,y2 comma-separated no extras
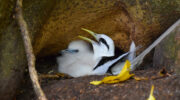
93,47,125,70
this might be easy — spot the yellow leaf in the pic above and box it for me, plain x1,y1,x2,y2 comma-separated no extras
116,60,134,81
101,76,121,83
90,60,134,85
90,81,102,85
117,60,131,77
147,85,156,100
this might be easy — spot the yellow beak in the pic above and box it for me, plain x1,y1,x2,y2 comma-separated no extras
78,35,93,43
81,28,97,39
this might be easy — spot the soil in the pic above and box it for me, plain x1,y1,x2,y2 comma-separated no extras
16,56,180,100
16,71,180,100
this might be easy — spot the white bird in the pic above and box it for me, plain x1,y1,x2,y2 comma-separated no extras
57,28,138,77
80,29,137,75
80,28,137,75
57,40,97,77
57,28,120,77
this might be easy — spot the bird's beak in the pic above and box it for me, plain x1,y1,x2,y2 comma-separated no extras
78,35,94,43
81,28,97,40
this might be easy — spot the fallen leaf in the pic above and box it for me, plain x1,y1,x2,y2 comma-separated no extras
90,81,102,85
147,85,156,100
133,76,148,81
159,68,171,76
39,73,71,79
90,60,134,85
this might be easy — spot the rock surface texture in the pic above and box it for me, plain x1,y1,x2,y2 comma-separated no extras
0,0,180,100
17,70,180,100
153,24,180,74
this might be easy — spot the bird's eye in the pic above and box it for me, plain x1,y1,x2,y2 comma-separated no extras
99,38,109,50
72,50,79,53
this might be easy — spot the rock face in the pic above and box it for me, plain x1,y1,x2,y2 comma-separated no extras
0,0,25,100
33,0,180,57
0,21,26,100
153,24,180,74
0,0,58,100
0,0,180,100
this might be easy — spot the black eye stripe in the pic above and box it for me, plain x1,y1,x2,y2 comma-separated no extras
74,50,79,53
99,38,109,50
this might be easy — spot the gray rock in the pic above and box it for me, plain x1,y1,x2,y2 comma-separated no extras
153,23,180,74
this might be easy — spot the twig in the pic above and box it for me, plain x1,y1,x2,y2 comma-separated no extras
15,0,47,100
39,73,72,79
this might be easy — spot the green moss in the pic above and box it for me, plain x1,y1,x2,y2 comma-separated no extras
0,0,16,78
151,0,180,28
23,0,60,41
163,31,177,60
0,21,26,78
0,1,60,99
0,0,16,38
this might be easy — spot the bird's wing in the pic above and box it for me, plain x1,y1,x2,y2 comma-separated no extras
92,52,129,75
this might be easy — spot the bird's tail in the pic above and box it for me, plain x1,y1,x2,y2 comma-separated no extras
127,41,136,62
127,41,142,70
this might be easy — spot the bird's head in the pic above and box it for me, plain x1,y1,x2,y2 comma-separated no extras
68,40,91,52
79,28,115,59
60,40,91,55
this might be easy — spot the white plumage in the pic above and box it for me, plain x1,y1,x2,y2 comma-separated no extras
57,40,97,77
57,28,136,77
81,28,115,59
57,28,116,77
110,41,136,75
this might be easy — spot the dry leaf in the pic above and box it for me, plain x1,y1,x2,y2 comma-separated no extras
159,68,171,76
133,76,148,81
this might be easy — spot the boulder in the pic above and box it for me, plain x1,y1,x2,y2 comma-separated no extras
153,23,180,74
33,0,180,57
0,0,58,99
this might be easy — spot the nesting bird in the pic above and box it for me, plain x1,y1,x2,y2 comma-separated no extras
57,28,136,77
57,28,119,77
80,29,137,75
57,40,97,77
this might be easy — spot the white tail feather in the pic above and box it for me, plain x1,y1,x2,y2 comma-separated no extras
127,41,136,62
131,19,180,71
